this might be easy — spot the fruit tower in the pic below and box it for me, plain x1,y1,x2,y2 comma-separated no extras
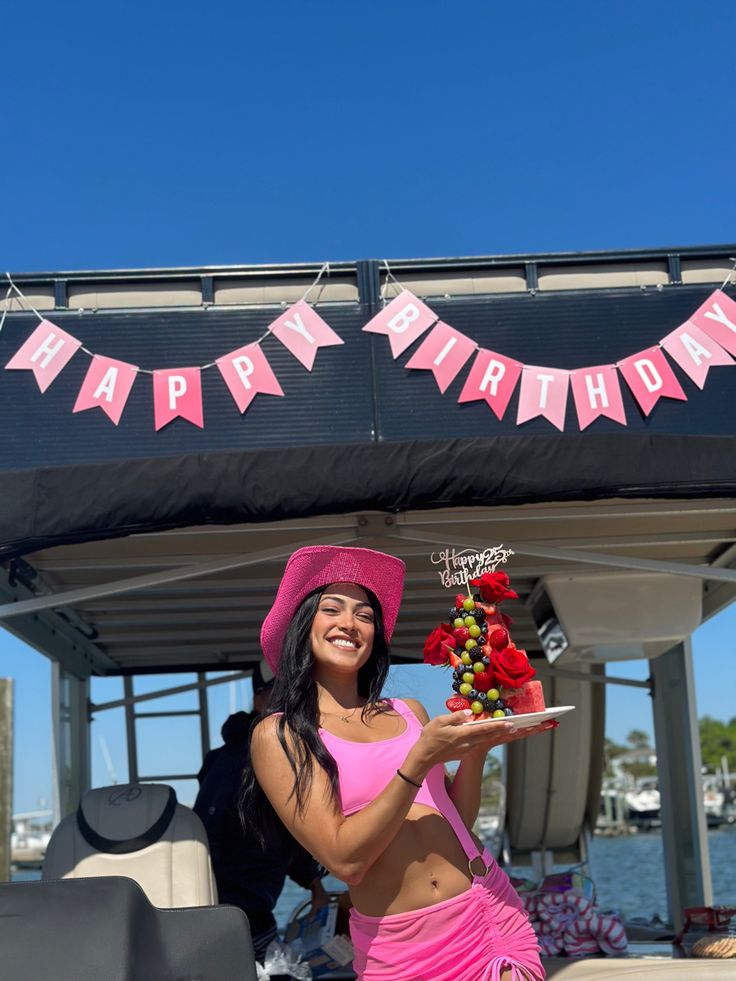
422,571,544,720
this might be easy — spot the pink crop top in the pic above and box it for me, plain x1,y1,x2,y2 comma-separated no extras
318,698,453,817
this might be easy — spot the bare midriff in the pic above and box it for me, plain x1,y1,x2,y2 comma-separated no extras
348,803,484,916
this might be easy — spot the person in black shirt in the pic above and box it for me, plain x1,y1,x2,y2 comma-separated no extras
194,662,328,962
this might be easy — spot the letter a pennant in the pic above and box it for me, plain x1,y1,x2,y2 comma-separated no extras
269,300,344,371
73,354,139,425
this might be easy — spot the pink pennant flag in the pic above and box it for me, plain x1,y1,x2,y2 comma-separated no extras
570,364,627,430
458,348,522,420
362,290,437,358
516,365,570,431
618,346,687,416
5,319,82,392
73,354,138,425
661,321,732,389
688,289,736,357
268,300,343,371
217,343,284,413
153,367,204,431
404,321,476,393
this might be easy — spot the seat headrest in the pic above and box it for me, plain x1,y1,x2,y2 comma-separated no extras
76,784,177,855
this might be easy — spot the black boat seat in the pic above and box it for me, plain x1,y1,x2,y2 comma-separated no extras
0,875,257,981
42,783,217,908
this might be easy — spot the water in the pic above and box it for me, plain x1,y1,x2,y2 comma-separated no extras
274,828,736,929
13,829,736,930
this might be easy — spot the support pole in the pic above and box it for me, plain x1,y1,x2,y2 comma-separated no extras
651,639,712,931
0,678,12,881
51,665,90,820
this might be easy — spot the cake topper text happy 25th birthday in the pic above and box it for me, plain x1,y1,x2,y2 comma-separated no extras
430,545,514,590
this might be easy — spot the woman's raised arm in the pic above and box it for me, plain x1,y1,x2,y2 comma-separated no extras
250,710,517,885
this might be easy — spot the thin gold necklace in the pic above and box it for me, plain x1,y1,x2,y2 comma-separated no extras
322,705,360,723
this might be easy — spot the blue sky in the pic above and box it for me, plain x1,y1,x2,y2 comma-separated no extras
1,0,735,271
2,0,736,812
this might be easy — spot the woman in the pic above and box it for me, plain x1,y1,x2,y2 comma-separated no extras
243,545,549,981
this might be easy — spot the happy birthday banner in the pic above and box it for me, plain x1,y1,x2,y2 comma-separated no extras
2,264,736,431
363,279,736,430
1,265,343,429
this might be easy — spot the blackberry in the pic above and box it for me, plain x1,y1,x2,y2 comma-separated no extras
449,607,461,620
473,608,485,622
452,681,460,692
471,647,484,662
496,699,505,709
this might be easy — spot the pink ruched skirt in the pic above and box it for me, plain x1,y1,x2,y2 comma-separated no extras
349,861,545,981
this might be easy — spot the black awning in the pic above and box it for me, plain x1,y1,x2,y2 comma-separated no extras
2,433,735,557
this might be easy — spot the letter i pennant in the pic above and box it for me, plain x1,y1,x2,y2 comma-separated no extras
405,321,476,392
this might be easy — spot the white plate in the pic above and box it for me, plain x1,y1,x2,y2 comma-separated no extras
463,706,575,728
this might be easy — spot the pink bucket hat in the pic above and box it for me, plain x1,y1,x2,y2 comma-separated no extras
261,545,406,673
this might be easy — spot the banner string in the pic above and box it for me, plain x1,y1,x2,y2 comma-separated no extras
0,286,12,336
300,261,330,302
3,267,333,375
720,257,736,291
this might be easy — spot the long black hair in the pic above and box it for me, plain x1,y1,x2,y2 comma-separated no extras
239,584,391,845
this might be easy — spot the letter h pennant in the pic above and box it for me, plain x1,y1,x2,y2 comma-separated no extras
5,319,82,392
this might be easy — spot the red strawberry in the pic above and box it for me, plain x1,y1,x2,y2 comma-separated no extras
448,651,462,669
453,626,470,644
455,593,467,608
446,695,471,712
473,671,494,692
488,628,509,651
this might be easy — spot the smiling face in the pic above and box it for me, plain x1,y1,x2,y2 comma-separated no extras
309,582,376,677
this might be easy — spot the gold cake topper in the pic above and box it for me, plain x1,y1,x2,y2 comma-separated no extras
430,545,514,590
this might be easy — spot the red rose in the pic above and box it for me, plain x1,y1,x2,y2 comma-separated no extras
469,571,518,604
423,623,455,666
490,646,536,690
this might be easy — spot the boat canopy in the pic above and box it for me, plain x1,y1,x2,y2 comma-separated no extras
1,246,735,678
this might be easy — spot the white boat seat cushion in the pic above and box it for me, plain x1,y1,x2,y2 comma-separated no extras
42,783,217,908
